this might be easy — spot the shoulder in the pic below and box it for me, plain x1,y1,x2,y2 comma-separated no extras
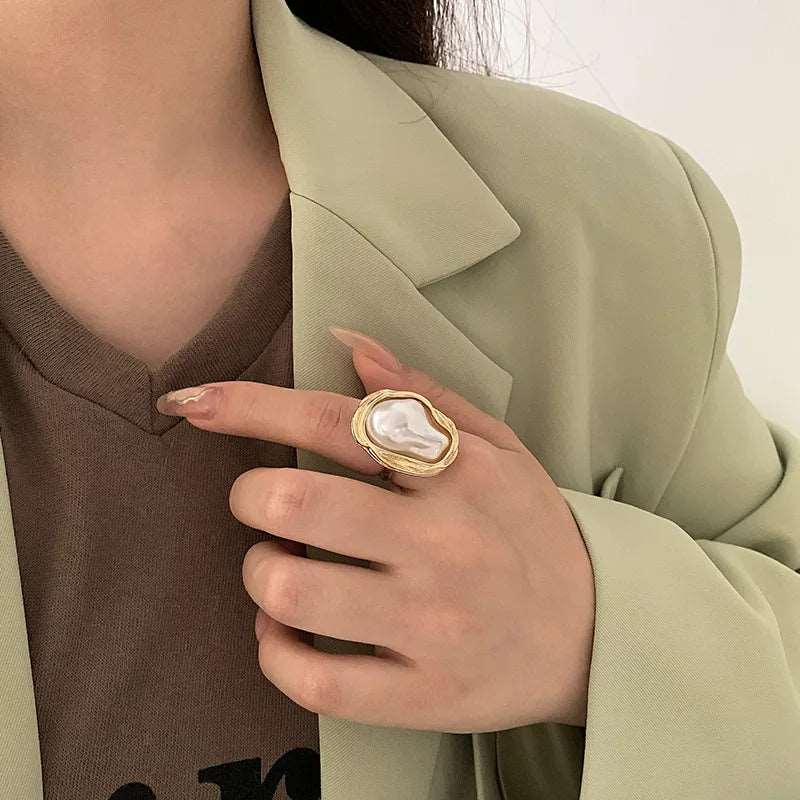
363,51,741,344
361,51,685,202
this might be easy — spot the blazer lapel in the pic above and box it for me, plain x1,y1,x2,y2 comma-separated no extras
252,1,520,797
0,0,521,796
252,0,521,461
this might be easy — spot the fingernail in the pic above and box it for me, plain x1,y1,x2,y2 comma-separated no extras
328,326,402,371
155,385,221,418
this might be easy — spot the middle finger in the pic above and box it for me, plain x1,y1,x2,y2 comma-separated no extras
230,466,428,566
242,538,416,653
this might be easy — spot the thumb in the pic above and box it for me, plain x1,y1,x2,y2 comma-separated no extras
329,326,522,451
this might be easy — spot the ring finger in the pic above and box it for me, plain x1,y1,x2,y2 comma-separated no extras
242,538,416,652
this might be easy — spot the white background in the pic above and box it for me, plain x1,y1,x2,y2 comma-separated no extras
495,0,799,431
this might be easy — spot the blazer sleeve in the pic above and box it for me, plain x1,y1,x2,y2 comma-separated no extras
556,135,800,799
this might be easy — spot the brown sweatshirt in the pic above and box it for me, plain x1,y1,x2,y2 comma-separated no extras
0,190,321,800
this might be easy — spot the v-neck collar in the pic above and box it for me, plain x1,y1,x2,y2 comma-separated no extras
0,191,292,435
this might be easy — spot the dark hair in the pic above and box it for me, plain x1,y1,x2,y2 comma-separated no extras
286,0,528,78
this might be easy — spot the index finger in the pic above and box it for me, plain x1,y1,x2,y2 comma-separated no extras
156,381,385,476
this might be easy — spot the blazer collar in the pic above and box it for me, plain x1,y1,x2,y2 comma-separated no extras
251,0,521,289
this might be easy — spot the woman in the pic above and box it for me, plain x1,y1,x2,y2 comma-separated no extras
0,0,797,799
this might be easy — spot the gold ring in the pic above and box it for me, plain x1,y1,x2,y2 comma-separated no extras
351,389,459,477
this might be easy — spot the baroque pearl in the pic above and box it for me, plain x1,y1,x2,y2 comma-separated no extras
365,398,450,462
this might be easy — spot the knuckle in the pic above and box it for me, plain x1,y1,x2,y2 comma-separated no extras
257,638,272,678
418,376,449,406
309,393,347,440
265,471,311,527
257,637,281,684
470,437,502,471
240,386,264,427
241,542,264,585
418,508,482,571
461,438,503,485
496,419,520,444
296,666,340,715
229,468,268,519
408,509,449,553
419,603,475,647
259,560,300,622
442,533,483,574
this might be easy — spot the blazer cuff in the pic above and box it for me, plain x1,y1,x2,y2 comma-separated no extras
557,486,800,798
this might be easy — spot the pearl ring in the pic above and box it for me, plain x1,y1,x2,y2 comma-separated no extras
350,389,460,478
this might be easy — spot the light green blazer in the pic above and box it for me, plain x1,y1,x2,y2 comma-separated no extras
2,0,798,797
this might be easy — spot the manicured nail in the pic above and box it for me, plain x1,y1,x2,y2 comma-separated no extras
155,385,221,418
328,326,402,371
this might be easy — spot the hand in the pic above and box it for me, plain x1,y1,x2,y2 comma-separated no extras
155,327,595,733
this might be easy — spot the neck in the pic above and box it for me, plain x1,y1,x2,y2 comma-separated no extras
0,0,281,203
